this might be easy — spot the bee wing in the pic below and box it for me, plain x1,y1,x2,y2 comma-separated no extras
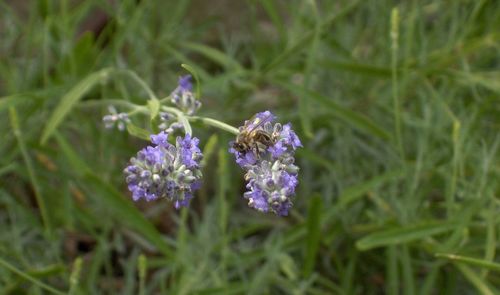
243,112,275,133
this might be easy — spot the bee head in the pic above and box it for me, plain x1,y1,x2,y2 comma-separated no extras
233,141,247,152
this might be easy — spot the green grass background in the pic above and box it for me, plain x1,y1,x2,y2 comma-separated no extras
1,0,499,294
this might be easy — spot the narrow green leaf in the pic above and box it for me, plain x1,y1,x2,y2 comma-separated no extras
179,42,243,72
217,148,229,234
201,134,218,167
0,258,65,295
54,132,90,176
147,98,160,119
296,148,334,173
338,168,405,207
0,94,37,112
127,123,151,141
258,0,286,41
435,253,500,272
483,204,496,277
303,195,323,277
386,246,399,295
279,253,298,280
54,133,172,257
68,257,82,295
401,245,415,295
3,264,65,292
277,81,391,141
323,60,393,77
262,0,360,73
148,98,161,134
9,107,51,234
419,262,442,295
356,222,456,251
452,70,500,95
138,254,147,295
85,175,173,257
165,45,211,81
455,263,498,295
191,283,247,295
41,68,112,144
0,163,18,177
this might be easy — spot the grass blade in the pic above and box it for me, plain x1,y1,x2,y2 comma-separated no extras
0,257,65,295
435,253,500,272
455,263,498,295
9,107,51,234
323,60,392,77
356,222,456,251
386,246,399,295
179,42,243,72
338,168,405,208
68,257,82,295
277,81,391,141
303,194,322,277
40,68,112,144
401,245,415,295
127,123,151,141
54,133,173,257
262,0,360,73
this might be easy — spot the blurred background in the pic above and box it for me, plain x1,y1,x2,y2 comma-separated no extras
1,0,499,294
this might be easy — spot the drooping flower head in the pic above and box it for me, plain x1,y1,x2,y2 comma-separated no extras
229,111,301,216
103,105,130,131
124,131,203,208
170,75,201,115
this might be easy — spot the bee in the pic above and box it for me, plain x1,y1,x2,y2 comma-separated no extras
233,113,276,154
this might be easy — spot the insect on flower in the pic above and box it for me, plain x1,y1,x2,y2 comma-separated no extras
229,110,302,216
232,111,277,155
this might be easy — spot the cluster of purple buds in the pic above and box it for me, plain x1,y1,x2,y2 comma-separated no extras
170,75,201,115
103,106,130,131
124,131,203,208
158,112,184,133
229,111,301,216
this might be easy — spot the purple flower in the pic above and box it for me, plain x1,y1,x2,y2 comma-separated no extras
280,123,302,149
178,75,193,91
229,145,258,167
177,133,202,168
268,140,287,159
103,106,130,131
243,160,298,216
229,111,301,216
124,131,203,208
151,132,169,147
170,75,201,115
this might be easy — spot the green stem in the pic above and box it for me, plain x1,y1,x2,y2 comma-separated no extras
9,107,51,235
68,257,82,295
391,7,405,160
188,116,239,135
138,255,147,295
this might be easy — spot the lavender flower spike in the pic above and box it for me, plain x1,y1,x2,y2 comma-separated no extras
229,111,301,216
124,131,203,208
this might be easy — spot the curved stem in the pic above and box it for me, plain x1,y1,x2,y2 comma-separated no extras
188,116,239,135
116,69,157,101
